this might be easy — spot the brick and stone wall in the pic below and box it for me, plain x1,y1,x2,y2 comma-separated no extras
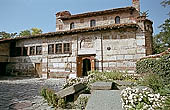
0,42,10,62
5,24,152,77
56,10,139,31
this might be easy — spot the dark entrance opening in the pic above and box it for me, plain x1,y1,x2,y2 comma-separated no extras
0,63,7,76
82,59,91,76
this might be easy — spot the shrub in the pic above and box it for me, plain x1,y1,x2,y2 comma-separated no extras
63,70,137,90
163,96,170,110
136,54,170,85
76,96,89,109
41,88,66,108
57,98,66,109
138,73,164,93
121,87,167,110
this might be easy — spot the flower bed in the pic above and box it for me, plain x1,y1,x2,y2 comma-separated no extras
121,87,167,110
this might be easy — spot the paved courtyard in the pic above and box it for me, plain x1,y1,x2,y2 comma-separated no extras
0,76,65,110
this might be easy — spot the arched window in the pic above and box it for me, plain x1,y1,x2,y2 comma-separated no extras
115,16,120,24
90,20,96,27
70,22,75,30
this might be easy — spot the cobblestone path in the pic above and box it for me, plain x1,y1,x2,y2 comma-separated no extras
0,77,65,110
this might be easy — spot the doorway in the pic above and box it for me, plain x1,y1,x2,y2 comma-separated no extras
76,56,95,77
35,63,42,77
0,63,7,76
82,59,91,76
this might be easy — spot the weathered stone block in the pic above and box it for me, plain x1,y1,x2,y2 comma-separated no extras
116,55,124,60
136,39,145,46
85,90,123,110
55,83,86,98
124,55,134,60
91,82,113,90
137,47,146,54
114,80,134,86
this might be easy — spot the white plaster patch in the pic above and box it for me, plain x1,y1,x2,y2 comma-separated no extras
42,74,47,79
136,39,145,46
69,74,77,78
53,63,59,68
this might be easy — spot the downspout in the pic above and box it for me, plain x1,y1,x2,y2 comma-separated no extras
101,34,104,72
47,56,49,78
77,35,79,56
76,35,79,76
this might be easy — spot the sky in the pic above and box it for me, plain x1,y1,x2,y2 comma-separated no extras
0,0,169,35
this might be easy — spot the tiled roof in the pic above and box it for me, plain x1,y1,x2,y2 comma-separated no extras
57,7,136,20
0,23,138,42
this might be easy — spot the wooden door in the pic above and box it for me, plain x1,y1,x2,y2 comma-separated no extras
90,56,95,71
35,63,42,77
76,56,82,77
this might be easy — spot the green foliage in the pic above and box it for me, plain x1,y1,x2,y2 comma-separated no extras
138,73,164,93
153,0,170,53
153,18,170,54
161,0,170,7
18,28,42,37
41,88,58,107
41,88,67,108
76,96,89,109
163,96,170,110
31,28,42,35
57,98,66,108
19,30,31,36
41,88,47,99
136,54,170,85
0,31,17,39
88,70,136,82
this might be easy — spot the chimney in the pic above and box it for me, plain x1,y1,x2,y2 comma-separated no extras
132,0,140,12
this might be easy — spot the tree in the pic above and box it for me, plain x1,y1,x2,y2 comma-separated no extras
0,31,17,39
161,0,170,15
161,0,170,7
19,30,31,36
18,28,42,37
153,0,170,54
31,28,42,35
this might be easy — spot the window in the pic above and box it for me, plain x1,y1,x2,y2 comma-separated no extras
59,25,63,30
70,22,75,30
30,46,35,55
23,47,28,56
115,16,120,24
15,47,22,56
56,43,62,54
80,18,84,23
36,46,42,55
48,44,54,54
90,20,96,27
103,16,107,20
64,43,70,53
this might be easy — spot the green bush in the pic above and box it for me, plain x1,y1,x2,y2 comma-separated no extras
163,96,170,110
88,70,136,82
76,96,89,109
138,73,164,93
136,54,170,85
41,88,62,107
57,98,66,109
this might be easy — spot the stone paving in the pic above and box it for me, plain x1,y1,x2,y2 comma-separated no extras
0,77,65,110
86,90,123,110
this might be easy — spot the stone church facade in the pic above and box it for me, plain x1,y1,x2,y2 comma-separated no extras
0,0,153,78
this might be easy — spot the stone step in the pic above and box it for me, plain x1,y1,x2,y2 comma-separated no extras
85,90,123,110
91,82,113,90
